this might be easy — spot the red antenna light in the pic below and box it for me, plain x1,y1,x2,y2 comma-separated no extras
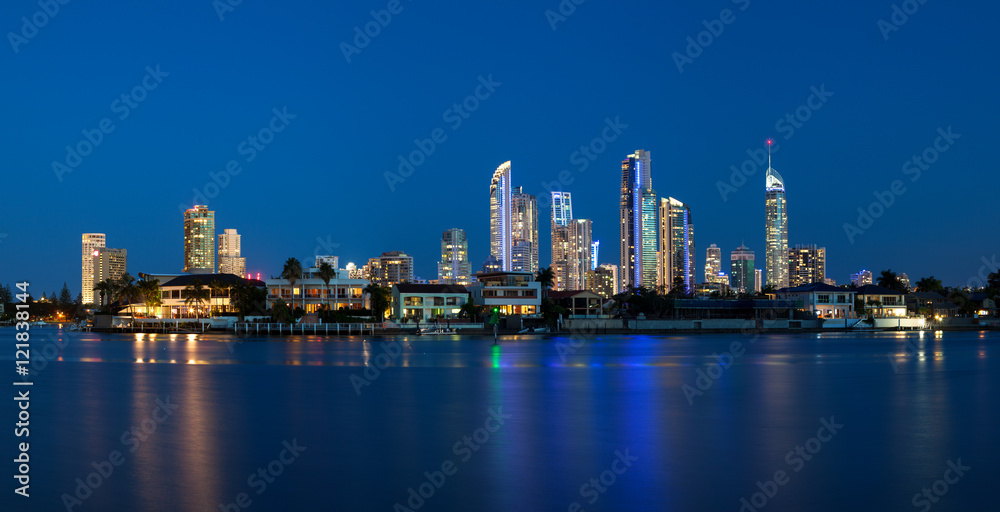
766,139,773,145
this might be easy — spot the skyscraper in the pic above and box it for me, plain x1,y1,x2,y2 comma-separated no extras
551,191,573,227
590,241,600,271
731,244,755,294
850,269,873,287
755,269,763,293
659,197,695,293
81,233,106,304
705,244,722,283
587,264,619,299
218,228,246,276
788,244,826,286
764,141,788,289
550,191,591,291
489,161,512,271
620,150,658,290
437,228,472,285
184,205,215,274
365,251,414,287
92,247,127,297
511,187,538,273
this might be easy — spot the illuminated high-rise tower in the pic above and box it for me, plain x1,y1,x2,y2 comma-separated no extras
437,228,472,285
489,161,512,271
705,244,722,283
659,197,695,293
81,233,106,304
511,187,538,273
551,190,592,291
764,140,788,289
619,150,658,290
730,244,755,294
184,205,216,274
218,228,246,276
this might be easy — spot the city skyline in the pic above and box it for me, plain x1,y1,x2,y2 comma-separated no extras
3,1,997,296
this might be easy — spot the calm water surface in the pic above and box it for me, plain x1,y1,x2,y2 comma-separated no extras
2,327,997,511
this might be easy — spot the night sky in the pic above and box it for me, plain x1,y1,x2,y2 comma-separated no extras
2,0,997,297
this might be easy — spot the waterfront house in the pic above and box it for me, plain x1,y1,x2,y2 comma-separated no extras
853,285,907,317
774,282,855,319
391,283,469,321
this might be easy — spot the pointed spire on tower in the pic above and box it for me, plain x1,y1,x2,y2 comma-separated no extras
767,138,773,169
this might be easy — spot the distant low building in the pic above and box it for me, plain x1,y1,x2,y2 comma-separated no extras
906,292,960,318
775,282,855,319
548,290,603,317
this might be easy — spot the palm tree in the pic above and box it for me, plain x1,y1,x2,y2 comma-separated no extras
281,258,303,311
93,278,118,312
535,267,555,295
208,279,227,316
183,278,211,323
138,278,161,318
363,282,389,321
317,261,336,312
114,274,140,319
915,276,943,293
877,269,907,293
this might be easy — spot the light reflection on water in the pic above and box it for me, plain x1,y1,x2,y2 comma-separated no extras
0,328,997,511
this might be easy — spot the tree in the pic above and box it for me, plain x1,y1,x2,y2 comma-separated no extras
139,278,162,318
459,296,483,322
281,258,304,311
114,274,141,318
208,279,228,316
230,281,269,321
0,284,12,304
271,299,293,323
915,276,943,293
317,261,337,312
363,282,390,321
535,267,555,293
877,269,907,293
58,283,73,310
93,279,118,313
183,278,211,322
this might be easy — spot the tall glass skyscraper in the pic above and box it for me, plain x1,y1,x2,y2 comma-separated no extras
81,233,106,304
489,161,513,271
511,187,538,273
705,244,722,283
551,191,572,227
659,197,695,293
437,228,472,284
764,146,788,289
730,244,755,294
184,205,215,274
551,191,591,291
619,150,658,290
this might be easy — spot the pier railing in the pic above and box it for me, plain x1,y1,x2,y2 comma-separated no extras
232,322,378,335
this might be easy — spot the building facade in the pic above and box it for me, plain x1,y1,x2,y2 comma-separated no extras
705,244,722,283
265,276,368,314
587,264,618,299
184,205,215,274
365,251,414,287
489,161,512,271
392,284,469,321
511,187,538,273
619,150,658,290
93,247,127,288
850,270,874,287
218,228,246,276
470,271,541,316
754,268,763,293
552,219,592,291
788,244,826,286
775,282,855,319
81,233,106,304
764,153,788,289
730,245,755,294
659,197,695,293
437,228,472,285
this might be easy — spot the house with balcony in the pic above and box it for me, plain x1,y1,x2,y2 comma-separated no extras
774,282,855,319
853,285,907,317
468,271,541,316
548,290,604,317
391,284,469,321
264,276,368,313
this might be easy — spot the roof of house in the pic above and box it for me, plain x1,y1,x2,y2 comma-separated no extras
777,282,849,293
853,285,904,296
160,273,263,288
548,290,603,300
394,283,468,294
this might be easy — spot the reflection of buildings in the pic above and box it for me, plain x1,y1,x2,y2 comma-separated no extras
81,233,106,304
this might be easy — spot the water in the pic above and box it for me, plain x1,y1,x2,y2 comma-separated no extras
2,327,997,511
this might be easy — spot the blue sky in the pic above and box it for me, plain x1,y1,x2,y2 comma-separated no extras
1,0,997,297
